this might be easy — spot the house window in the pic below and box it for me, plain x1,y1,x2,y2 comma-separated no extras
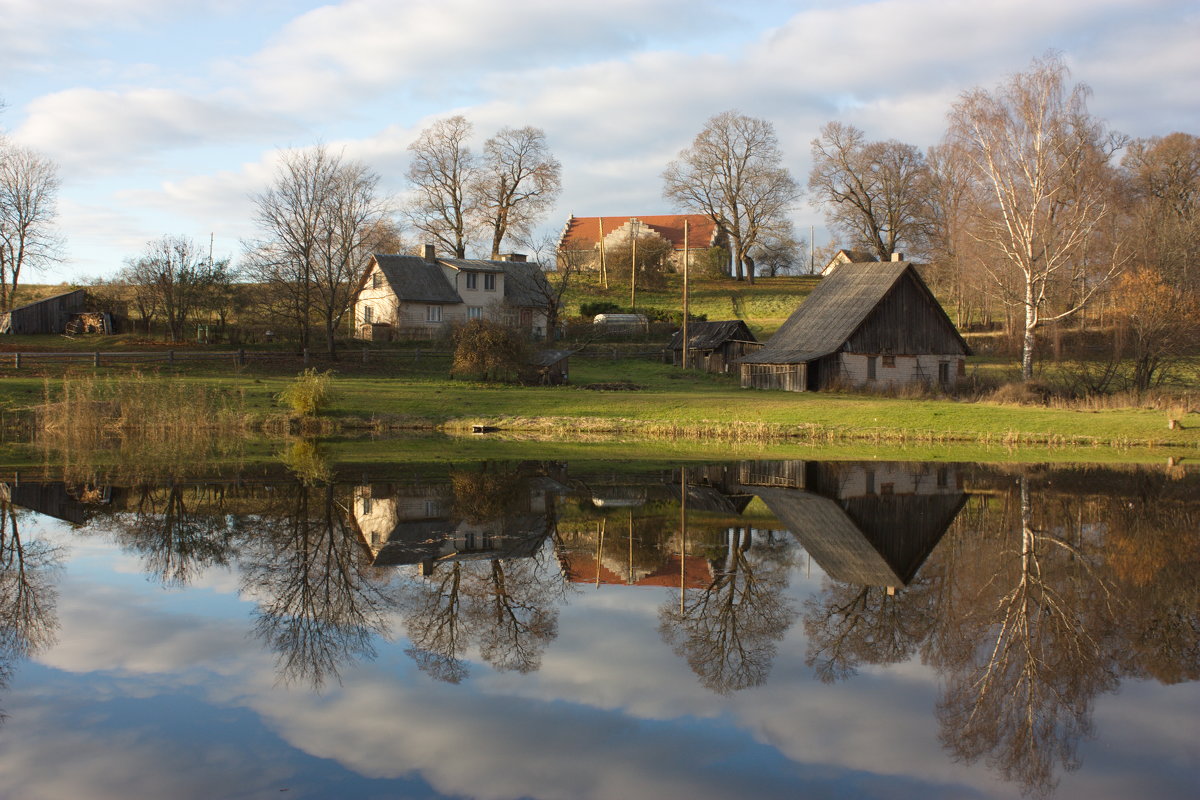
938,361,951,384
484,273,496,291
372,272,382,289
467,306,483,320
882,354,895,368
880,482,895,496
466,272,478,290
867,356,877,380
427,305,443,323
361,496,372,514
362,305,373,323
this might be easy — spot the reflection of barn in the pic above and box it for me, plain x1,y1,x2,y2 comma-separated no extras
749,461,966,589
667,321,759,375
0,481,108,525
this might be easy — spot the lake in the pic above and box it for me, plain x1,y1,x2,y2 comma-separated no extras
0,457,1196,799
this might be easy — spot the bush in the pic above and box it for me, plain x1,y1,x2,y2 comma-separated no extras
580,301,624,319
276,368,336,416
451,319,529,382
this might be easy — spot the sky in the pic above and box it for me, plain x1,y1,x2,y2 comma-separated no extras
2,0,1198,283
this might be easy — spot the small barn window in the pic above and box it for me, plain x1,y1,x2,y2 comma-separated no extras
466,272,478,290
882,355,895,368
867,356,877,380
427,306,443,323
484,273,497,291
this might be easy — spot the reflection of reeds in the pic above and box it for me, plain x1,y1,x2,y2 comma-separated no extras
34,374,250,478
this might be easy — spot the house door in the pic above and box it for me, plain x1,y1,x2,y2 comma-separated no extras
520,308,533,328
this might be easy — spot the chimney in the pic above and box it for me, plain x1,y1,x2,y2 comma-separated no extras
498,253,527,262
423,244,436,262
891,252,905,262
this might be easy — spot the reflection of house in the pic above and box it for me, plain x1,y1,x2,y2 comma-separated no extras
352,246,553,340
0,481,107,525
556,214,725,271
351,476,562,570
739,259,971,391
667,320,760,375
751,461,966,589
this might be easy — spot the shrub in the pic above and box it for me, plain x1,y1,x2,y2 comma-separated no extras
276,368,336,416
451,319,529,382
580,301,624,319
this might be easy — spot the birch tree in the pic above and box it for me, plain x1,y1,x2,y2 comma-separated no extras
946,54,1124,380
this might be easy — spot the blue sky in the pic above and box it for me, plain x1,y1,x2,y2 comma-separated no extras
2,0,1198,282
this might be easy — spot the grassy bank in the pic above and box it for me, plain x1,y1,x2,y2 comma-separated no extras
3,356,1196,453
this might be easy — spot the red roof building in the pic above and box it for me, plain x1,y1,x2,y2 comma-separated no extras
557,214,724,255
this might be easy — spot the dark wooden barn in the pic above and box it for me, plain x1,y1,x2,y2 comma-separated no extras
738,260,970,391
1,289,87,334
667,320,759,374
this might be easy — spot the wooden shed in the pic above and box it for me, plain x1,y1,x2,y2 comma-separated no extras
738,260,970,391
523,349,572,385
0,289,87,334
667,320,759,374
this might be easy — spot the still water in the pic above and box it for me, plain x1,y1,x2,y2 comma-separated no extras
0,458,1196,799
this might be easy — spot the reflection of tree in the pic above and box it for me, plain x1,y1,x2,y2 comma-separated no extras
803,584,931,683
0,501,63,716
242,482,392,689
94,483,238,587
933,476,1120,797
402,550,563,682
660,529,798,694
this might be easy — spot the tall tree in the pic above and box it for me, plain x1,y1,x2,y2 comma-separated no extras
946,53,1124,380
405,115,476,258
121,235,231,342
1121,132,1200,292
0,142,60,309
808,122,930,260
473,126,561,258
663,111,799,282
251,145,391,355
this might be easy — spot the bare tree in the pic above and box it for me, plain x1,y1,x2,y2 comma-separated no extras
0,142,61,309
473,126,561,258
1121,132,1200,293
749,219,805,277
946,53,1125,380
405,115,477,258
808,122,930,261
121,235,231,341
663,111,799,282
250,144,391,355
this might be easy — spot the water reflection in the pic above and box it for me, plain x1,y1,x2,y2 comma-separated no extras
0,459,1197,798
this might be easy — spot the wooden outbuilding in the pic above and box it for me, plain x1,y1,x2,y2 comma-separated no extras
1,289,87,334
667,320,759,374
523,349,572,385
738,260,970,392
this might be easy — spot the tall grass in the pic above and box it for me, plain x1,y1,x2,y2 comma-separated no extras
36,372,251,446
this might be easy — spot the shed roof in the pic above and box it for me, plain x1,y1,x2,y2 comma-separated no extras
558,214,720,251
371,254,462,303
667,320,757,352
2,288,87,313
740,261,969,364
527,349,572,367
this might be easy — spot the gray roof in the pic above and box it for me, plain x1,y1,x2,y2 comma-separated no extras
740,261,958,364
667,320,757,351
527,349,572,367
372,254,462,304
438,257,553,308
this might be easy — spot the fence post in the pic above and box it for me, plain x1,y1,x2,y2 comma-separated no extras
93,351,100,368
238,348,246,367
303,348,310,367
362,347,368,365
415,347,421,362
168,350,175,367
13,352,19,369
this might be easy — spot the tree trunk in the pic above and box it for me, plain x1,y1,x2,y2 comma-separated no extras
1022,283,1037,381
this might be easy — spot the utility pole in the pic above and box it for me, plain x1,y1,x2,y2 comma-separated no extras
598,217,608,288
629,218,641,311
681,218,690,369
